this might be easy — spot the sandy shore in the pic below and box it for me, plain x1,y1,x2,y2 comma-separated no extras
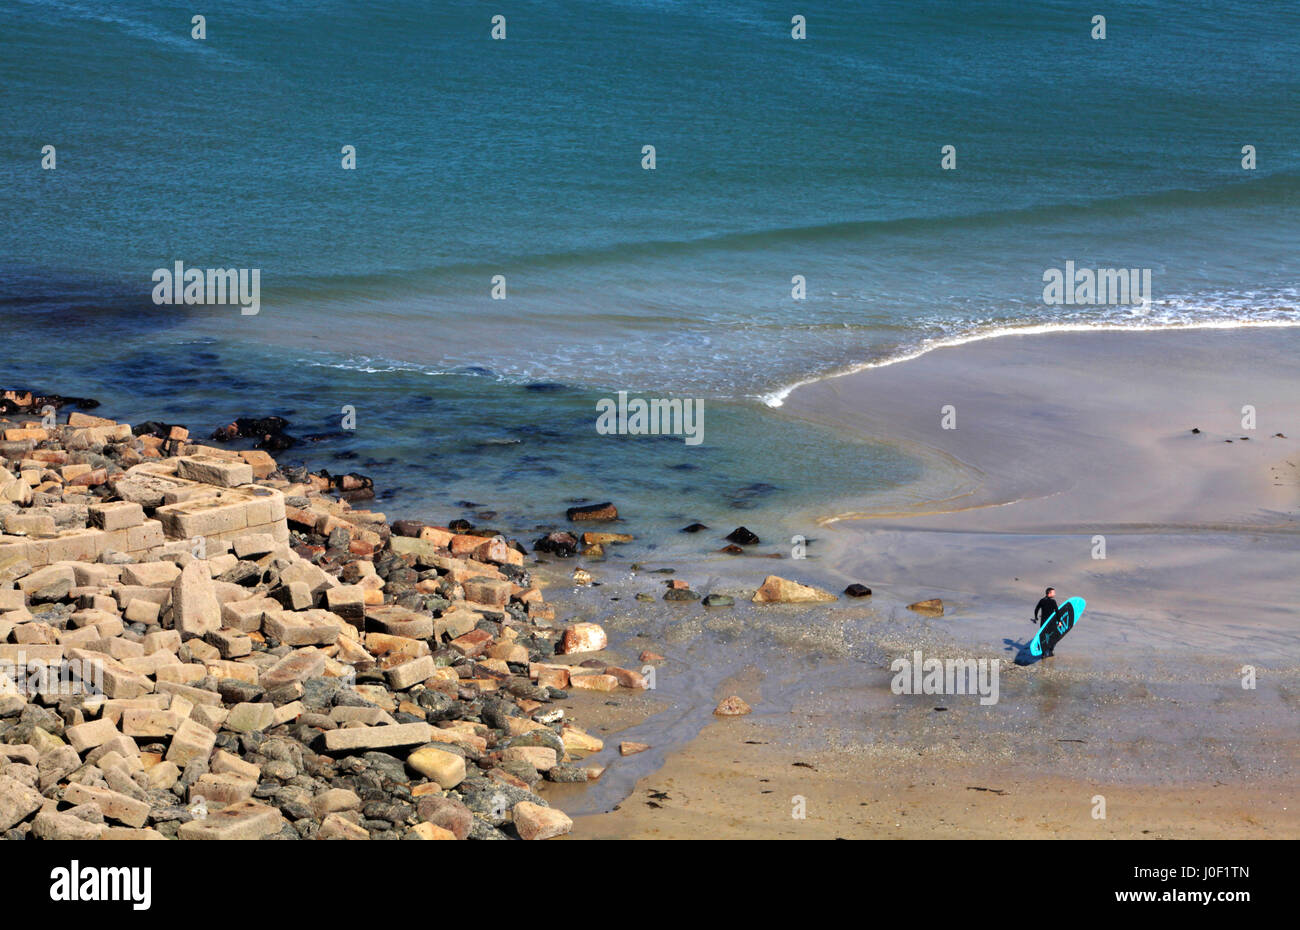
571,713,1298,839
565,327,1300,839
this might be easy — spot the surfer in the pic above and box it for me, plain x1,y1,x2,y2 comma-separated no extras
1033,587,1059,657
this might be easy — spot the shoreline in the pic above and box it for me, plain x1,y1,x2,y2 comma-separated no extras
759,318,1300,409
567,325,1300,838
3,324,1295,840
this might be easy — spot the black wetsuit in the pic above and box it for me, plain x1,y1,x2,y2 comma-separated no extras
1034,597,1058,625
1034,596,1059,655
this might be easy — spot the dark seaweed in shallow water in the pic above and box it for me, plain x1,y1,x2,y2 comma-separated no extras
730,482,780,509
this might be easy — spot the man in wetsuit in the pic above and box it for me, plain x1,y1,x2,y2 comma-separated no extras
1033,587,1059,657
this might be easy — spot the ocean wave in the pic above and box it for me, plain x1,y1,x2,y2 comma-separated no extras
266,171,1300,293
759,296,1300,408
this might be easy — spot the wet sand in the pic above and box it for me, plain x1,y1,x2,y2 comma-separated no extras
570,713,1298,839
561,327,1300,839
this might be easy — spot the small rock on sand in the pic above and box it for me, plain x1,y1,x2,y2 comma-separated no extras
751,575,837,604
560,621,608,654
714,696,752,716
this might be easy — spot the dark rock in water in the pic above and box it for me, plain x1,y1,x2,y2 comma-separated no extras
524,382,567,393
680,523,709,533
719,544,744,555
725,526,760,545
211,416,295,450
448,518,475,533
664,588,700,602
0,391,99,414
844,584,873,597
635,593,654,602
730,483,779,509
702,594,734,607
533,531,579,557
1190,428,1201,434
566,502,618,522
259,432,300,452
332,472,373,493
455,501,482,509
391,520,425,538
132,421,186,440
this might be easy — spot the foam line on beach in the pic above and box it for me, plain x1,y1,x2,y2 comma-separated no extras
760,316,1300,408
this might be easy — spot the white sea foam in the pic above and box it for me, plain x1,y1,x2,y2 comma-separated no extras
759,305,1300,408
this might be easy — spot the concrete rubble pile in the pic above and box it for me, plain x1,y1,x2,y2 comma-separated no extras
0,392,638,840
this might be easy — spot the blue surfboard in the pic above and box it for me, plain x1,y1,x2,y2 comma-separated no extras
1030,596,1085,657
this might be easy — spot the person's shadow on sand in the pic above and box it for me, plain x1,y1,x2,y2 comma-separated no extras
1004,638,1042,666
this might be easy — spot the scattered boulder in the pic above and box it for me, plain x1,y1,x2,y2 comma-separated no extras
559,622,608,654
566,502,617,522
512,800,572,840
725,526,760,545
844,584,873,597
752,575,837,604
533,531,579,557
907,598,944,616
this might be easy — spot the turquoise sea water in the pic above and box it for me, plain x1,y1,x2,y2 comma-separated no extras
2,0,1297,540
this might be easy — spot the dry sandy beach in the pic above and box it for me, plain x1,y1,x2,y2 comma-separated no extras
560,327,1300,839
